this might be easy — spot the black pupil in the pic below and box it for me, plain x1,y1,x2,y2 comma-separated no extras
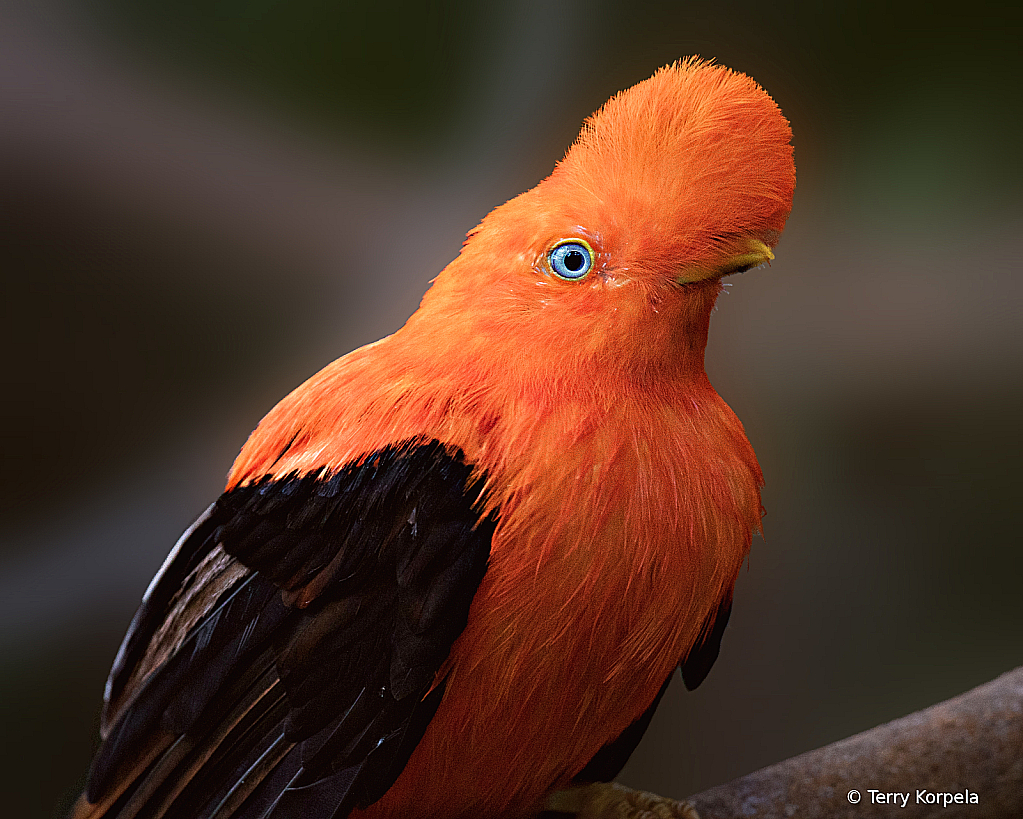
564,249,585,272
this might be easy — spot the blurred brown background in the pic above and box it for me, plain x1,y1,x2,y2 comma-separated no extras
1,1,1020,816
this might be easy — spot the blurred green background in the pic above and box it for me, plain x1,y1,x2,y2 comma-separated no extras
1,1,1020,816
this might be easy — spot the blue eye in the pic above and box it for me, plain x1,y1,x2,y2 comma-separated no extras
548,240,594,280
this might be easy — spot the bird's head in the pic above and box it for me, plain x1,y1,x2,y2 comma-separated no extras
406,59,795,388
229,61,794,481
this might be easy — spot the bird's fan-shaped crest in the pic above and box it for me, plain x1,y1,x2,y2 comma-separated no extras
553,59,794,260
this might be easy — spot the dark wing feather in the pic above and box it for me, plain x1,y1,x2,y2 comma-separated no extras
680,592,733,691
101,502,226,733
78,440,495,819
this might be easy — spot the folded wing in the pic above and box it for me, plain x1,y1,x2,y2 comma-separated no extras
76,440,495,819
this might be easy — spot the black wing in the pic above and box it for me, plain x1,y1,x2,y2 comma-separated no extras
78,440,495,819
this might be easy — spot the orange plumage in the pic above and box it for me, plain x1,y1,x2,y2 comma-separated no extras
76,59,794,819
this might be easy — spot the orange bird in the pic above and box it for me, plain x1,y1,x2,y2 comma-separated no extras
73,59,795,819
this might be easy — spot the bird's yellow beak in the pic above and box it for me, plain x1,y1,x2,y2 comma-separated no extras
676,238,774,284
